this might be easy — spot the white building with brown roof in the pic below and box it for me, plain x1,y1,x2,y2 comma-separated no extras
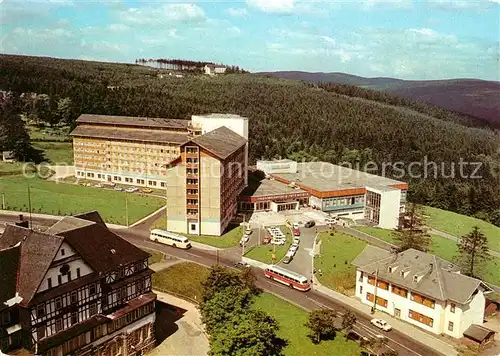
0,211,156,356
352,246,492,338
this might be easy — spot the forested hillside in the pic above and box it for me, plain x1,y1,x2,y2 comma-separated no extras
1,54,499,226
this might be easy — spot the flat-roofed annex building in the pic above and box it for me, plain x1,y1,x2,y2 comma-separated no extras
256,160,408,229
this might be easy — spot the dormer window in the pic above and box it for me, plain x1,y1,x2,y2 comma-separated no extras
61,249,65,256
413,275,418,282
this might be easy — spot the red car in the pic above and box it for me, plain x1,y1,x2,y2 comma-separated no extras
293,227,301,236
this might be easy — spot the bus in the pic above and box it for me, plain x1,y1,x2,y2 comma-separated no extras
264,265,310,291
149,229,191,249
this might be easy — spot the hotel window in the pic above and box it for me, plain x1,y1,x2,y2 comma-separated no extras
89,302,97,316
71,312,78,325
55,297,62,310
359,286,363,294
161,182,166,187
450,303,455,313
55,318,63,332
70,291,78,305
89,283,96,296
37,304,46,318
448,321,454,331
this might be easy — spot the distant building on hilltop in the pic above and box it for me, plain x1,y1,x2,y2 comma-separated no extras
203,64,226,76
0,211,156,355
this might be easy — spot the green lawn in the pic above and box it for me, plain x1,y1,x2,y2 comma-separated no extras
142,248,164,266
0,162,36,176
314,232,368,294
354,226,500,286
0,176,165,225
244,226,292,264
32,142,73,164
152,262,210,303
252,293,361,356
28,124,70,142
423,206,500,252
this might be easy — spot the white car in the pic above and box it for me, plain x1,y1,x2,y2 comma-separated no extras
370,318,392,331
125,187,139,193
271,238,286,246
290,244,299,253
293,237,300,244
240,235,250,246
293,222,300,229
114,186,123,191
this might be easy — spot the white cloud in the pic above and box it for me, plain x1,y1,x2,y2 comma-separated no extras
361,0,412,10
119,3,206,25
107,23,130,33
429,0,494,11
225,7,248,17
246,0,295,14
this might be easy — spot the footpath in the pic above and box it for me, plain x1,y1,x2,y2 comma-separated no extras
149,290,208,356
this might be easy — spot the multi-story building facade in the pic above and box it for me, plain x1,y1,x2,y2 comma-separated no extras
70,113,249,192
352,246,492,338
167,126,247,236
0,211,156,356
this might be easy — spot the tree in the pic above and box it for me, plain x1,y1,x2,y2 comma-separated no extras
209,310,286,356
0,92,41,162
392,204,431,252
305,309,337,344
201,265,259,303
56,97,76,126
341,310,356,337
456,226,491,278
362,336,389,356
199,286,254,335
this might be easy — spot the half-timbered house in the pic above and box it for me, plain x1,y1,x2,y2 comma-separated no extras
0,211,156,356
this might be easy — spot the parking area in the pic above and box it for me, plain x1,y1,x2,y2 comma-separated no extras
277,224,317,279
248,208,331,228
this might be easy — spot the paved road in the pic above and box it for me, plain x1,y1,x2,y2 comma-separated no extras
114,227,443,356
0,214,446,356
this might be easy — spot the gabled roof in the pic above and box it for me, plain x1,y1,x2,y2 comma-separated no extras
73,211,107,227
57,223,150,274
45,216,95,235
0,225,64,306
184,126,247,160
0,245,20,311
352,246,490,304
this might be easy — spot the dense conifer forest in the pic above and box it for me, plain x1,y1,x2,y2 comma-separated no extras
1,54,499,226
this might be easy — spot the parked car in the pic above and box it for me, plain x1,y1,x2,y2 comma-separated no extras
293,237,300,244
370,318,392,331
293,227,301,236
289,244,299,254
325,217,338,225
271,238,286,246
347,331,368,343
263,235,272,244
94,183,103,188
234,261,250,268
293,222,300,229
240,235,250,246
114,186,123,191
245,228,252,235
125,187,139,193
141,188,153,193
304,220,316,228
282,255,293,264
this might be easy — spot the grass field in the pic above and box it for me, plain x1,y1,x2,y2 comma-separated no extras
314,232,368,294
152,262,210,303
28,124,71,142
142,248,164,266
244,226,292,264
354,226,500,286
0,162,36,175
423,206,500,252
0,176,165,224
252,293,361,356
32,142,73,164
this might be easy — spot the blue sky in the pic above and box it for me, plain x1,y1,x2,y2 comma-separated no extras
1,0,499,80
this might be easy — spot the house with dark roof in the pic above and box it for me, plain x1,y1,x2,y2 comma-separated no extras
352,246,492,338
0,212,156,356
